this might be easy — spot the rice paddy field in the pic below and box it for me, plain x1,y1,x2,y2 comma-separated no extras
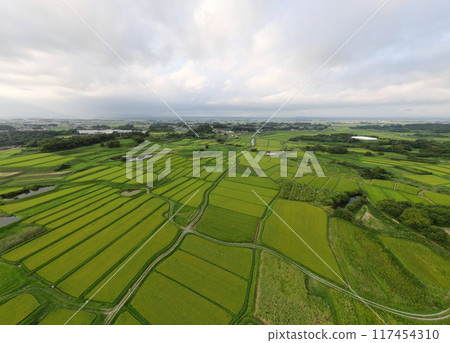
0,126,449,325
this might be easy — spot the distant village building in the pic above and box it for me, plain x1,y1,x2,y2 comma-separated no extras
78,129,134,135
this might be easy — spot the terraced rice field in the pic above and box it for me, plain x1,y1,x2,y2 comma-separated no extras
362,184,428,204
404,174,450,186
424,191,450,206
1,185,91,214
0,153,73,169
334,178,360,193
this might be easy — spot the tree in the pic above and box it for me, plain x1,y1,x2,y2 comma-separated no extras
106,140,120,148
132,135,145,144
331,192,349,208
116,124,135,130
195,124,213,134
377,199,411,218
333,208,354,221
399,207,431,230
328,146,348,154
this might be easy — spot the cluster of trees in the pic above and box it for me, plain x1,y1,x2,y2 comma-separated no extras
287,130,449,159
280,181,359,208
289,133,355,143
358,166,392,179
304,144,348,154
377,199,449,248
101,140,121,148
351,123,450,134
148,123,175,132
91,125,110,130
228,122,329,132
332,198,366,222
280,182,334,204
0,125,15,131
183,124,214,138
0,129,78,147
362,139,450,158
39,134,115,151
335,161,392,180
116,124,136,130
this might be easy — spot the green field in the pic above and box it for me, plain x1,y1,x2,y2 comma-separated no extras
380,236,450,292
424,191,450,206
131,272,232,324
261,199,342,283
255,252,333,324
58,204,169,297
0,123,449,326
329,218,443,309
0,294,39,324
39,309,96,325
156,250,248,313
113,311,141,325
196,205,259,242
87,223,179,303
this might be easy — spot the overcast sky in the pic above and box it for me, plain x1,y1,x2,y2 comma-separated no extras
1,0,449,120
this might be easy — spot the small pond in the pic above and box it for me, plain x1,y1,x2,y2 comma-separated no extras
3,186,55,200
347,196,360,205
0,216,20,228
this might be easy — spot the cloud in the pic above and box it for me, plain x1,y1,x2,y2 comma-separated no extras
0,0,449,119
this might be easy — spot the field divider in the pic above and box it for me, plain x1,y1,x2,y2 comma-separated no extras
45,197,162,285
252,189,388,325
21,185,106,222
177,248,248,282
82,222,181,304
154,270,236,317
22,197,138,272
1,184,92,215
4,195,128,264
66,203,171,298
65,190,199,325
40,192,120,230
35,188,118,227
191,230,450,321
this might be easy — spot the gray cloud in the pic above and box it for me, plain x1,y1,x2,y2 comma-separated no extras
0,0,449,120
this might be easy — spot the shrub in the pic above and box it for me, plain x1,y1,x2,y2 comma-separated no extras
331,193,349,208
376,199,411,218
347,199,365,213
106,140,120,148
332,208,354,221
